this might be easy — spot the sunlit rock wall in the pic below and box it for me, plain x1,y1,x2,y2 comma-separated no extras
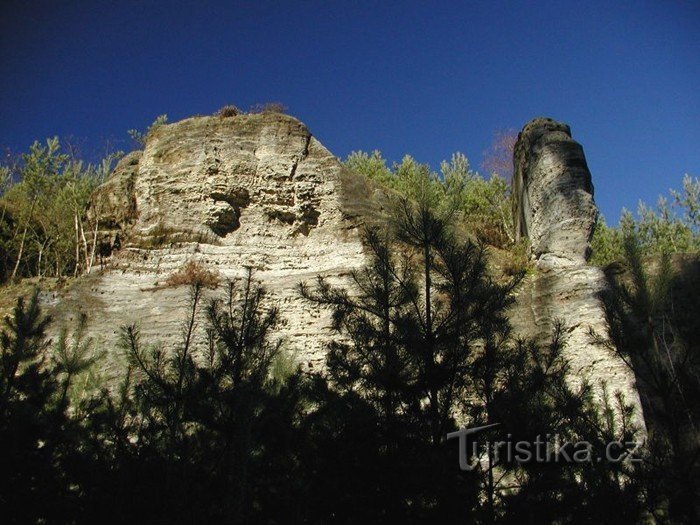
510,117,645,427
48,113,388,379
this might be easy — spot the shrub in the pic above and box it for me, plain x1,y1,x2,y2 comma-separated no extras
128,114,168,147
216,105,241,118
133,223,222,249
501,239,531,276
165,260,220,289
248,102,287,115
590,216,624,265
140,221,177,248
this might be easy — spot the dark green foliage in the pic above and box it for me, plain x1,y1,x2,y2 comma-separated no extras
5,224,696,523
600,235,700,522
591,175,700,266
0,289,86,522
495,330,644,524
5,129,698,522
0,275,307,523
300,186,644,523
85,271,307,523
300,223,480,521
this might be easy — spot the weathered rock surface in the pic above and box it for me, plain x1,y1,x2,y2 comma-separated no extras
47,112,644,430
48,113,389,378
510,118,644,427
513,118,597,263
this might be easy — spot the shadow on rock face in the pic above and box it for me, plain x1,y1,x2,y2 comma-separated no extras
208,189,251,236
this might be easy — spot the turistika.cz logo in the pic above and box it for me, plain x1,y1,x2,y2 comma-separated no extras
447,423,642,471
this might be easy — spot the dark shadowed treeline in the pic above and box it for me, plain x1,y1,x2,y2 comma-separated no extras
1,136,699,522
5,172,697,524
598,239,700,523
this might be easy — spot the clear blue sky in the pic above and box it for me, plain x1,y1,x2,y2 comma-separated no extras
1,1,698,222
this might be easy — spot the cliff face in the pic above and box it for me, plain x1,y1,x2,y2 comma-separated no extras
49,113,387,377
510,118,644,425
47,113,644,424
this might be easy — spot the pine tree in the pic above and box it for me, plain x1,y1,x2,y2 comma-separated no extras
302,179,650,522
0,290,81,522
115,269,305,523
600,234,700,522
300,175,523,520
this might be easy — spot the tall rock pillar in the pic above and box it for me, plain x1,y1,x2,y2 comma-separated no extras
511,117,644,427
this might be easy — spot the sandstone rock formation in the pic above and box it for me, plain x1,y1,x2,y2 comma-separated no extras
513,118,599,262
510,117,644,426
47,112,645,430
48,113,388,378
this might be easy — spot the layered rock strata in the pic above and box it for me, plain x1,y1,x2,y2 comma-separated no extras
510,117,644,426
48,113,387,378
47,112,645,430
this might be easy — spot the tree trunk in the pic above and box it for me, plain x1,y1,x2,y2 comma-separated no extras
11,198,37,281
10,225,28,281
423,240,441,445
79,214,90,272
487,445,495,525
36,238,49,277
88,217,99,272
74,213,81,277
